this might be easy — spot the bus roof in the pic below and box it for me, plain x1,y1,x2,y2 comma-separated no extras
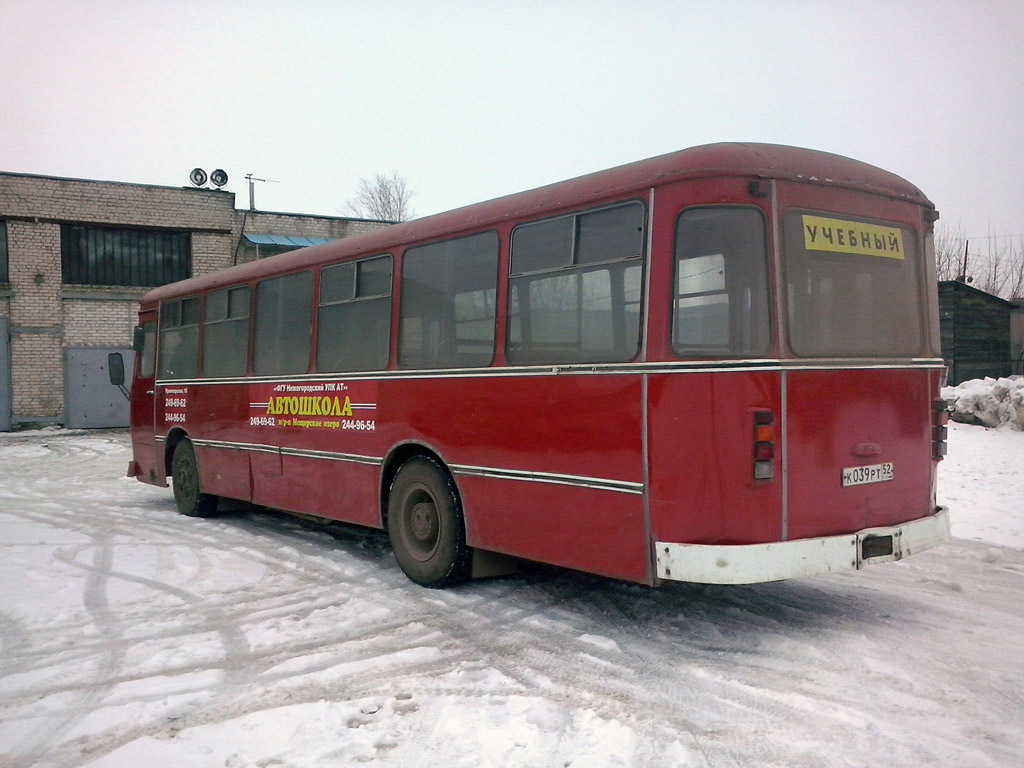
143,142,933,304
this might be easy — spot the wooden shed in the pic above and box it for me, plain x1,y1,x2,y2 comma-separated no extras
938,280,1014,385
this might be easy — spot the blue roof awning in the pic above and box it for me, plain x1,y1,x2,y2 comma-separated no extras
243,234,330,248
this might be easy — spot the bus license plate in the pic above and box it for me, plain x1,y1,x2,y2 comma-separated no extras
841,462,894,487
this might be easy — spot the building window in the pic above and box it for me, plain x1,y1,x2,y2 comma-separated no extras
0,221,8,283
61,225,190,287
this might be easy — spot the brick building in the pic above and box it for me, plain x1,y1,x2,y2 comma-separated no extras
0,171,389,430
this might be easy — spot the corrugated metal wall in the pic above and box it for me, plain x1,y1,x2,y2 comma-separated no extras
939,281,1013,385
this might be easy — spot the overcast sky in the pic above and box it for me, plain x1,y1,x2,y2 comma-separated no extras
2,0,1022,250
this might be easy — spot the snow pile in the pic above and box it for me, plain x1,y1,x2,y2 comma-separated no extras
942,376,1024,429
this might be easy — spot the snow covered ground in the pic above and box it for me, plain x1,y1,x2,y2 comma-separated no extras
1,424,1022,768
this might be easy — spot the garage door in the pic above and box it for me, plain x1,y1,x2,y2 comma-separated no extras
65,347,135,429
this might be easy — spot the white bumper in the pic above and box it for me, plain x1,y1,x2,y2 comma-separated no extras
656,507,950,585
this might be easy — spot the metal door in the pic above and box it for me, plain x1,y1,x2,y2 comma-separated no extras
0,318,10,432
65,347,135,428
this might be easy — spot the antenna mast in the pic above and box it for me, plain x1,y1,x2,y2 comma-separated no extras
244,173,279,211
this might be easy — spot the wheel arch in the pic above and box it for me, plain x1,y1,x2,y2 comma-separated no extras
379,441,462,532
163,427,191,477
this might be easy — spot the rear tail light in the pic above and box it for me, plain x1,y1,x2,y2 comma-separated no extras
933,399,949,460
753,410,775,481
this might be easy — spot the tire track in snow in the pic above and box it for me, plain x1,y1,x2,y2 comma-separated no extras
6,529,127,768
1,463,878,767
6,430,1024,768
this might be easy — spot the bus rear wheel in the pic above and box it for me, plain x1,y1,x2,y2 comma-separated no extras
388,456,471,588
171,439,218,518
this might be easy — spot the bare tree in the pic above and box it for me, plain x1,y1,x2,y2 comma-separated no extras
935,223,1024,299
974,237,1011,297
345,172,415,222
1006,237,1024,299
935,223,967,282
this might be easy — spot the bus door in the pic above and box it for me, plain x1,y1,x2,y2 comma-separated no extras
776,180,938,539
646,179,784,549
128,310,163,486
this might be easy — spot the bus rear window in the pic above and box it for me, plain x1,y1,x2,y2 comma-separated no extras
672,207,771,358
784,211,922,357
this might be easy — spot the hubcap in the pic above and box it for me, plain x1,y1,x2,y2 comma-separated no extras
402,486,441,562
410,502,436,540
174,451,197,505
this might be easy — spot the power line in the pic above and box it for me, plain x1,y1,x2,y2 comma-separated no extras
939,230,1024,241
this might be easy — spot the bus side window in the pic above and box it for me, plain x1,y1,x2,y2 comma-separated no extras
253,272,314,375
202,286,250,377
158,297,200,379
507,202,645,364
672,207,771,358
318,255,393,372
398,232,499,369
138,321,156,379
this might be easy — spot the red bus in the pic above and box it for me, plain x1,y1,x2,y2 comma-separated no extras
127,143,950,587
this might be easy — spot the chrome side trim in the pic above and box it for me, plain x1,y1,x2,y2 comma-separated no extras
190,438,382,466
155,358,947,387
641,372,653,577
173,437,643,495
449,463,643,495
190,438,282,455
780,368,789,541
772,177,790,542
770,177,786,356
640,186,655,361
280,446,381,466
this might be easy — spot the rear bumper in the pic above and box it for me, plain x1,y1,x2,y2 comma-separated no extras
656,507,950,585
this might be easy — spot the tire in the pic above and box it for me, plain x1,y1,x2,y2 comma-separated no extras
388,456,471,588
171,439,219,518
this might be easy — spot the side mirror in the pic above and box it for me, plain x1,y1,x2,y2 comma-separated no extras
107,352,125,387
132,325,146,352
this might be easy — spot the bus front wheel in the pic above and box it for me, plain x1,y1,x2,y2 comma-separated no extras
388,457,471,588
171,439,218,518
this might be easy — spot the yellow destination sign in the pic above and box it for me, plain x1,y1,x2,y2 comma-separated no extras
802,215,904,259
